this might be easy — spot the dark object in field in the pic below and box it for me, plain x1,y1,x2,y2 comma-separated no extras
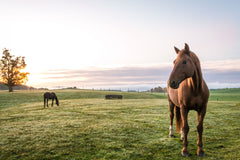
44,92,59,108
105,95,123,99
167,43,209,157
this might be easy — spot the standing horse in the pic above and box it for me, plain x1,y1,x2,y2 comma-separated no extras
167,43,209,157
44,92,59,108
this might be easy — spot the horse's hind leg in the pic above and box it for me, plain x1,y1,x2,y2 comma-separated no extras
168,100,175,138
197,105,207,157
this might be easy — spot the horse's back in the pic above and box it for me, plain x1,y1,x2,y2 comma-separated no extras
201,80,209,103
50,92,56,96
44,92,50,98
44,92,54,99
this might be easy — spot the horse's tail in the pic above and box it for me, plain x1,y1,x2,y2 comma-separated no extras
175,106,182,134
55,96,59,106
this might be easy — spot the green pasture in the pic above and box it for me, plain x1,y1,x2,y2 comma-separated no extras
0,89,239,159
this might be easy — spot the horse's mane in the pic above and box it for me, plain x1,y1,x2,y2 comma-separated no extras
188,51,203,92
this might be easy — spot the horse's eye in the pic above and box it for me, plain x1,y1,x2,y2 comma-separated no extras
183,60,187,64
173,60,176,64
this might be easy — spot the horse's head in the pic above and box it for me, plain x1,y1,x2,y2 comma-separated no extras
56,100,59,106
168,43,196,89
54,94,59,106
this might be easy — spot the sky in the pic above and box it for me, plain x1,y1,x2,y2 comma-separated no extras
0,0,240,90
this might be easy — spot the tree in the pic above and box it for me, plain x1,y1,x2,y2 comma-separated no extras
0,48,29,92
148,86,167,93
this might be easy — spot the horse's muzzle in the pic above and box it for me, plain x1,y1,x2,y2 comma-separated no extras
170,80,180,89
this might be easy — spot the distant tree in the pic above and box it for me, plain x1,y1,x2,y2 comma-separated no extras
149,86,167,93
0,48,29,92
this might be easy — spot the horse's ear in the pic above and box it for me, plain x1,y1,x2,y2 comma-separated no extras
174,46,180,54
184,43,190,52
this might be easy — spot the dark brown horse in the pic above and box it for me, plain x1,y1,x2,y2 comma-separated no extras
44,92,59,108
167,43,209,157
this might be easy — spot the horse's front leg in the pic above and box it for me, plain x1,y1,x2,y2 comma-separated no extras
197,105,207,157
44,98,46,108
51,99,54,107
180,107,190,157
169,100,175,138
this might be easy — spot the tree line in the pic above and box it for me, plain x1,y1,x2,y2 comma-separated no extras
148,86,167,93
0,82,35,90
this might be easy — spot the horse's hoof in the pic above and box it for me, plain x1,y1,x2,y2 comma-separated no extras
181,151,190,157
197,151,205,157
169,134,175,138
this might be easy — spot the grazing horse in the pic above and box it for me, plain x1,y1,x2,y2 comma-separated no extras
44,92,59,108
167,43,209,157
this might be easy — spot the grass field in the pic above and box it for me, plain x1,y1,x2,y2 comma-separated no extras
0,89,240,159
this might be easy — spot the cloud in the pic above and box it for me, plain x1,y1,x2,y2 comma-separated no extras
202,59,240,72
32,65,171,90
201,59,240,88
30,59,240,90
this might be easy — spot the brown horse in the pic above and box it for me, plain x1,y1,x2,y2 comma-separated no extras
44,92,59,108
167,43,209,157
